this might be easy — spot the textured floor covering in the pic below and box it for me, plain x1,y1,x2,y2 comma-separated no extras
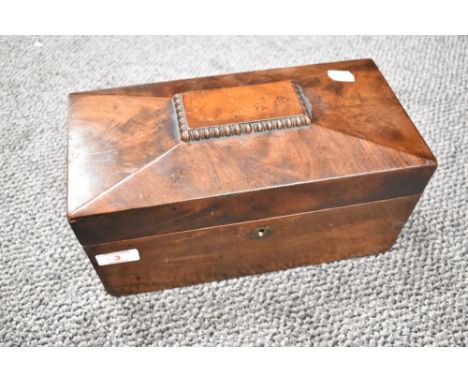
0,36,467,346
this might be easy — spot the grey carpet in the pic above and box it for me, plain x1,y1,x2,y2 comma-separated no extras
0,36,467,346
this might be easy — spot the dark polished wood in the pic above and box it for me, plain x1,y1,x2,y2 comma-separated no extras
85,195,420,296
67,59,437,295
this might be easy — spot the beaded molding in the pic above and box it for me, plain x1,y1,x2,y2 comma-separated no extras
173,82,313,143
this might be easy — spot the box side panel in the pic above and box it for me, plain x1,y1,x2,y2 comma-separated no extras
82,194,420,296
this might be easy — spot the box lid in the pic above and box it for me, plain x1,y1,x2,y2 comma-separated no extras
67,59,436,246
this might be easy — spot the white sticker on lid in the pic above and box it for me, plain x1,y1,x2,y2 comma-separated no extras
327,70,355,82
95,249,140,266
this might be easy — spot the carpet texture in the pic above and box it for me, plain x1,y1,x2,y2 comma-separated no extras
0,36,467,346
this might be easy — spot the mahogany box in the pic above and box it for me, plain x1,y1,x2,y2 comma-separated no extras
67,59,437,296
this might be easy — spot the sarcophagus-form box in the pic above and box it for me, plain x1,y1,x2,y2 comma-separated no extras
67,59,437,295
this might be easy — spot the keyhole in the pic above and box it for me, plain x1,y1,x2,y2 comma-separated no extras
248,226,273,240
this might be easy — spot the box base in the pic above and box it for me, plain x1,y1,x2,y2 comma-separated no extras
84,194,420,296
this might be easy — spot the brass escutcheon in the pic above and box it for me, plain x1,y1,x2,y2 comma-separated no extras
248,226,273,240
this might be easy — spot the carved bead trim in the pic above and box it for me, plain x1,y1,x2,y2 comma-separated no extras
173,83,313,144
173,94,191,142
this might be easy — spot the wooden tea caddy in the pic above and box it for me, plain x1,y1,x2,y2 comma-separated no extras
67,59,437,295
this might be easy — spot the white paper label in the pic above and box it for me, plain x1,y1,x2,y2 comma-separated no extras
327,70,355,82
95,249,140,266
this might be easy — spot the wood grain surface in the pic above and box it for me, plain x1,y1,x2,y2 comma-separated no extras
84,195,421,295
181,80,305,128
67,59,437,294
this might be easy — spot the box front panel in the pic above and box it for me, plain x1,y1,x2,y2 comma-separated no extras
83,195,420,296
71,166,434,247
